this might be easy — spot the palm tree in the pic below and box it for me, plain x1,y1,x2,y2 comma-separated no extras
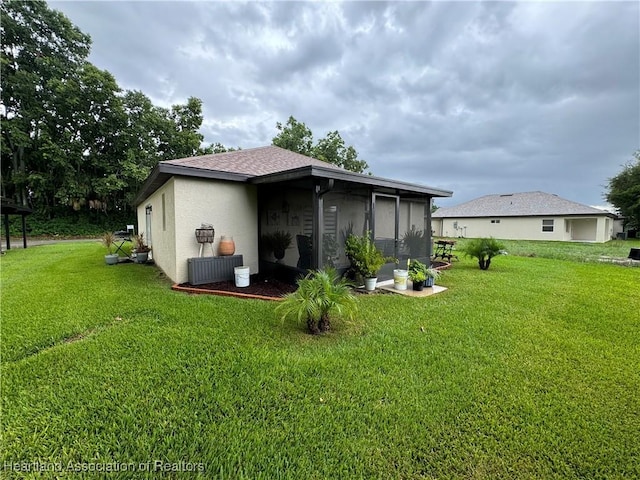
461,237,505,270
276,268,357,334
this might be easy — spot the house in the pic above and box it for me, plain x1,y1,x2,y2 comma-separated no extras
432,191,620,242
134,146,453,284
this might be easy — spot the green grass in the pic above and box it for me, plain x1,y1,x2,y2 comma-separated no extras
452,237,640,263
1,242,639,479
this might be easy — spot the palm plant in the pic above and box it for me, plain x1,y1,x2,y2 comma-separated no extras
402,226,426,257
133,233,151,253
461,237,505,270
102,232,116,254
262,231,292,260
276,268,357,335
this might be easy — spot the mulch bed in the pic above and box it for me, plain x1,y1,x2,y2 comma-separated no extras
174,275,296,300
174,261,452,301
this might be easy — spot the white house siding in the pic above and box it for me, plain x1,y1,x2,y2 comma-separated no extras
434,215,612,242
137,178,178,282
138,177,258,284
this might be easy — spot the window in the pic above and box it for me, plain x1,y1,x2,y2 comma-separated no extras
491,219,501,224
145,205,152,246
542,219,554,232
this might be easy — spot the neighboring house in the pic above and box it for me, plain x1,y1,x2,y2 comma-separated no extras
432,191,620,242
134,145,452,284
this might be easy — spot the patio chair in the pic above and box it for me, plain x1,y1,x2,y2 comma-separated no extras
297,234,312,270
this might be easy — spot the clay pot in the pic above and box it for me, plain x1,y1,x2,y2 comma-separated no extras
219,236,236,256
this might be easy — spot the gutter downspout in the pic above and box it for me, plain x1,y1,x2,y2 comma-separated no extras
312,179,334,269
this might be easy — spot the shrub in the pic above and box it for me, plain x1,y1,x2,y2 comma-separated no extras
461,237,505,270
276,268,357,335
345,232,390,279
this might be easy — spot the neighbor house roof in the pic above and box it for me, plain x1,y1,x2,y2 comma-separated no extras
135,145,452,205
433,191,615,218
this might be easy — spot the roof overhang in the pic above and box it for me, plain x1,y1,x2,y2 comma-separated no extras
134,163,252,206
250,165,453,198
0,197,33,215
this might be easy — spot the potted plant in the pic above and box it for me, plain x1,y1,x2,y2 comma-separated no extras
408,259,427,290
425,266,441,287
410,270,427,291
409,260,441,289
132,233,151,264
261,231,292,262
102,232,119,265
345,232,389,291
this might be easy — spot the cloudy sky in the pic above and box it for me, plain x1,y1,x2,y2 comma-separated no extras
51,1,639,208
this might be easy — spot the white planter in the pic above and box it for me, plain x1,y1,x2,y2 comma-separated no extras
234,266,250,287
364,277,377,291
135,251,149,264
105,254,119,265
393,269,408,290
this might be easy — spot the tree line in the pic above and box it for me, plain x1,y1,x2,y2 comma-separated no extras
1,0,228,227
1,1,367,234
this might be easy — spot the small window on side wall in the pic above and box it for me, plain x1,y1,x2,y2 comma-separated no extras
491,219,501,224
542,219,554,232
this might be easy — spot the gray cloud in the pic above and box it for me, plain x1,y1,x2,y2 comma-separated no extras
51,1,639,208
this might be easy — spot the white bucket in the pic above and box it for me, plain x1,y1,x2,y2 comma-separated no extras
234,266,250,287
364,277,377,291
393,269,408,290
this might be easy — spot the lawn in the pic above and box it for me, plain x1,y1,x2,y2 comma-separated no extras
1,241,639,479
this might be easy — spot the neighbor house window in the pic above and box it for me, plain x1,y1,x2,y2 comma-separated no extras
542,219,554,232
491,219,501,224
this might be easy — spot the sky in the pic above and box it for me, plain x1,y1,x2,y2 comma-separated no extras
50,1,639,208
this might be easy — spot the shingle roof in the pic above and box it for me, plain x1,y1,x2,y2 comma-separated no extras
433,191,613,218
162,145,343,177
134,145,453,205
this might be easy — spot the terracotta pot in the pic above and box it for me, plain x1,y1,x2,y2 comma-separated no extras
219,236,235,256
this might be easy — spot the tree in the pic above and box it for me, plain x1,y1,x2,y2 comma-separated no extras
1,0,91,207
272,116,369,173
2,0,229,229
606,151,640,231
313,130,368,173
272,116,314,156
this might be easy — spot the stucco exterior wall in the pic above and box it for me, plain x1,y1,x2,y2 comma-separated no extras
137,178,177,281
173,177,258,284
137,177,258,284
433,215,613,242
